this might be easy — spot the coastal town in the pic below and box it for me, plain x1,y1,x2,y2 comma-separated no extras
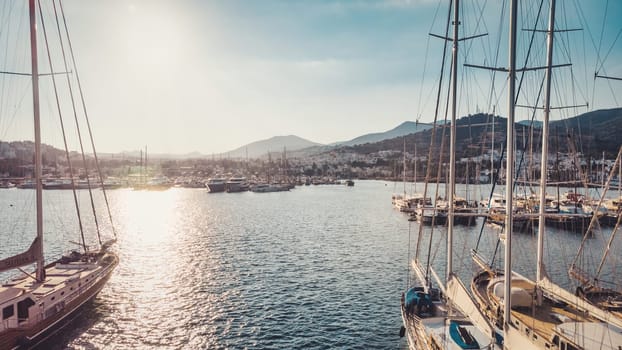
0,137,618,190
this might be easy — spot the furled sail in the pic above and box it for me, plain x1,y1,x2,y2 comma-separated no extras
0,237,40,273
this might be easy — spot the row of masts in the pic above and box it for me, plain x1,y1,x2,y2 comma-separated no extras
404,0,622,348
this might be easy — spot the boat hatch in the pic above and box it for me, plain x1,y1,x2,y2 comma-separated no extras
550,312,571,323
47,266,82,277
42,277,66,288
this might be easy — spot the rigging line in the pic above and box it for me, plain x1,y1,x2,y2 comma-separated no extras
415,0,442,122
38,0,87,253
596,0,610,72
565,131,594,217
428,78,453,278
591,146,622,281
420,0,453,282
415,0,453,264
59,0,117,240
52,0,102,247
415,33,431,122
596,27,622,74
514,0,545,107
0,1,19,137
425,79,451,282
513,74,546,198
474,141,506,253
570,146,622,283
484,1,504,115
0,83,31,141
571,0,604,104
490,230,501,269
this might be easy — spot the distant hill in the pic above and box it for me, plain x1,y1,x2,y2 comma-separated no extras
517,120,542,128
549,107,622,156
344,108,622,159
226,135,323,158
336,121,433,147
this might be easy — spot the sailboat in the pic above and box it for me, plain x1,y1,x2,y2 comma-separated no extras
393,138,417,213
470,0,622,349
400,1,499,348
0,2,118,348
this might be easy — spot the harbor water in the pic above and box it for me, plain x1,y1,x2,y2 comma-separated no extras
0,180,618,349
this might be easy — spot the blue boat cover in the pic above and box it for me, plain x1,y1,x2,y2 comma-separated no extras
449,321,480,349
404,287,433,310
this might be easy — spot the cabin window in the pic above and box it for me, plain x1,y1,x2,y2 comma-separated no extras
61,292,65,296
566,344,578,350
51,297,55,301
17,298,35,322
2,305,14,319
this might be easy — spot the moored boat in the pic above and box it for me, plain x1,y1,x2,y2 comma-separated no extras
205,177,227,193
0,2,118,348
226,177,249,193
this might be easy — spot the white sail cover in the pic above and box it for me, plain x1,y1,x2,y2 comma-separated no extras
0,237,40,273
446,274,494,337
540,277,622,330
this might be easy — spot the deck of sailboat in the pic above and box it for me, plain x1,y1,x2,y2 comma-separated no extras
1,259,104,298
472,270,604,346
0,253,118,349
401,303,496,350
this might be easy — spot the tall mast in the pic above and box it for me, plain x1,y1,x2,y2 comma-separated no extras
414,143,417,193
537,0,556,284
504,0,518,334
447,0,459,281
30,0,45,282
403,138,406,196
491,106,495,185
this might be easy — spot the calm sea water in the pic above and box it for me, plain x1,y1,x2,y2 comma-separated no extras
0,180,618,349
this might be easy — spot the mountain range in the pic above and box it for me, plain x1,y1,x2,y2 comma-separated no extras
345,107,622,159
1,108,620,162
226,135,322,158
222,108,622,160
217,120,435,158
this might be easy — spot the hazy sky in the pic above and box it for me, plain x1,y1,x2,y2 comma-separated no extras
1,0,620,154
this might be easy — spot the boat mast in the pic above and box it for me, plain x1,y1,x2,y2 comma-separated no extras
504,0,518,334
447,0,459,281
30,0,45,282
537,0,556,284
413,143,417,194
402,138,406,196
491,106,495,185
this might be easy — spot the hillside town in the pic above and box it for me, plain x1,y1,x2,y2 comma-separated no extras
0,139,619,189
